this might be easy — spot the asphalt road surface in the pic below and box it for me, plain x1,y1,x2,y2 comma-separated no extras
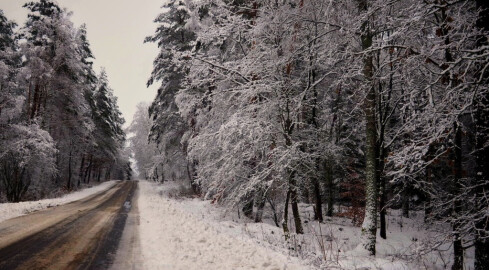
0,180,138,270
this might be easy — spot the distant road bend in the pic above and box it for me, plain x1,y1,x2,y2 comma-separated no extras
0,180,138,270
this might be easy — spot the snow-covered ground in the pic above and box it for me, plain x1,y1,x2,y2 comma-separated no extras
1,180,465,269
138,180,309,270
139,180,468,270
0,181,117,223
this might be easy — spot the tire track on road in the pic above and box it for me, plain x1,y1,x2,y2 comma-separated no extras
0,181,137,270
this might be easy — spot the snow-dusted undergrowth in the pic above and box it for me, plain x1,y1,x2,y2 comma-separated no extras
138,180,309,270
0,180,117,223
139,181,472,270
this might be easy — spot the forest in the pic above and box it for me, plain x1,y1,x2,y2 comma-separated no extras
1,0,489,269
0,1,130,202
126,0,489,269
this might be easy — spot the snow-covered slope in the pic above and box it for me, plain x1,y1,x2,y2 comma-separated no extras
138,180,309,270
0,181,117,223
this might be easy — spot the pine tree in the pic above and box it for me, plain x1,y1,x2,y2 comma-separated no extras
146,0,195,184
91,69,126,181
0,9,19,119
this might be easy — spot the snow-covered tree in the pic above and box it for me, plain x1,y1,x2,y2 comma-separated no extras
127,102,159,180
0,124,57,202
90,69,126,181
0,1,128,200
0,9,20,122
144,0,489,267
145,0,196,184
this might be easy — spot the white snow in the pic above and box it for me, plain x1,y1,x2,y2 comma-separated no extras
0,181,117,223
1,179,464,269
138,180,309,270
138,181,471,270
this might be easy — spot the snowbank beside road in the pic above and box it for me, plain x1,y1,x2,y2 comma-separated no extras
0,181,117,223
138,180,309,270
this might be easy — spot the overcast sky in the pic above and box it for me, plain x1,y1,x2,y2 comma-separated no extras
0,0,163,126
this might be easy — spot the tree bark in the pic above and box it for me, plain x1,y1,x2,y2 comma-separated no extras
282,97,303,235
267,197,280,227
434,4,464,268
242,195,254,219
313,177,323,222
66,147,72,190
358,0,378,256
97,167,101,182
474,1,489,268
452,122,463,270
325,159,334,217
253,189,267,223
379,173,386,239
186,159,200,194
401,187,409,218
30,83,40,120
290,178,304,234
282,190,291,240
78,155,85,187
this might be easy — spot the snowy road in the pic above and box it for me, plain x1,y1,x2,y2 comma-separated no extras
0,181,137,270
0,180,308,270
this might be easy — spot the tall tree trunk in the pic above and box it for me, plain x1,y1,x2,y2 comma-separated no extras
254,189,267,223
474,1,489,268
105,165,111,181
378,31,395,240
242,193,254,219
452,122,463,270
401,186,409,218
67,147,72,190
313,177,323,222
84,155,92,184
474,85,489,270
358,0,378,256
325,159,334,217
307,26,322,222
379,170,386,239
283,98,303,235
378,121,387,238
97,167,101,182
25,81,32,121
78,155,85,187
186,159,198,193
290,174,304,234
267,198,280,227
435,4,464,268
30,83,40,120
282,190,291,240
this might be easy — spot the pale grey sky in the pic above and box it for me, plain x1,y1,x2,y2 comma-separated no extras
0,0,163,126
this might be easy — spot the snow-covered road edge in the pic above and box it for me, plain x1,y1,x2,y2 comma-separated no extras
138,180,310,270
0,180,118,223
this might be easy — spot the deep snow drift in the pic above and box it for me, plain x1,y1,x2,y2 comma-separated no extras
0,181,117,223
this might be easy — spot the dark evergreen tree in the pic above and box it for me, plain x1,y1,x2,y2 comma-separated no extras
91,69,126,181
145,0,195,184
